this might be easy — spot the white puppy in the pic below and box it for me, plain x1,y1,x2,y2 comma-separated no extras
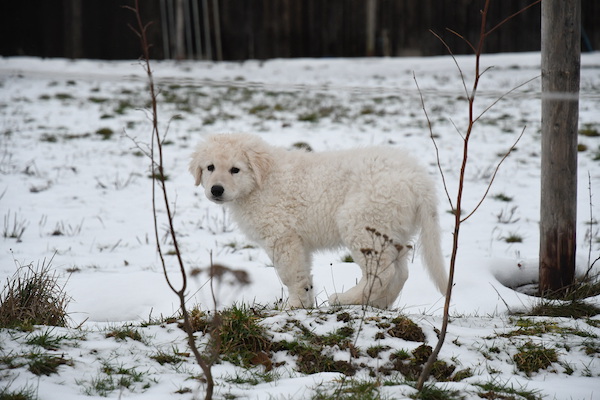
189,133,447,308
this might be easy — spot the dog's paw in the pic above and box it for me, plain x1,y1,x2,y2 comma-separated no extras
287,299,314,309
285,285,314,309
287,293,314,309
328,292,349,306
329,291,373,307
328,294,339,306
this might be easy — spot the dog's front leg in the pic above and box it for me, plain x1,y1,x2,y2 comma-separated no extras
267,235,314,308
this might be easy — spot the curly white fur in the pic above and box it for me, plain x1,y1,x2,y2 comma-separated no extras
189,133,447,308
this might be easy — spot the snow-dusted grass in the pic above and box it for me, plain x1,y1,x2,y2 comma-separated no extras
0,306,598,399
0,53,599,399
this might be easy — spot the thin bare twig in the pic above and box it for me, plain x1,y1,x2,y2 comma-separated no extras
125,1,214,398
486,0,542,37
413,73,453,210
445,28,476,54
429,30,470,100
585,172,598,281
449,118,465,141
588,172,593,274
587,256,600,281
461,126,526,223
474,75,540,124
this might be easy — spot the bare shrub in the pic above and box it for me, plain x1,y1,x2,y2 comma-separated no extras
415,0,541,389
3,210,28,241
124,2,217,398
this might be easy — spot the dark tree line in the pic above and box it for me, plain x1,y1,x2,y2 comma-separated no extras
1,0,597,60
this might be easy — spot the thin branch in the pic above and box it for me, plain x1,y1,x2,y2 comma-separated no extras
474,0,490,74
445,28,476,54
413,72,453,210
448,118,465,141
474,75,540,124
209,252,218,309
461,125,526,223
588,171,592,275
126,24,142,39
585,172,596,281
478,65,495,80
490,283,514,314
587,256,600,282
429,30,470,101
485,0,542,37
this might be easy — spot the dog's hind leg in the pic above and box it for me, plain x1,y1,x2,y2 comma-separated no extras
267,235,314,308
386,258,409,304
329,243,401,308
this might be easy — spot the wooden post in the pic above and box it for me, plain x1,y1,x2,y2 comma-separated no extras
539,0,581,295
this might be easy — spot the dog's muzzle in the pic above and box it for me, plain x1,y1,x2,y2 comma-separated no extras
210,184,225,202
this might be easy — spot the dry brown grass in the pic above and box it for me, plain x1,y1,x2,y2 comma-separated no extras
0,256,70,330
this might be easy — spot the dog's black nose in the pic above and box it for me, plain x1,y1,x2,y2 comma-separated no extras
211,185,224,197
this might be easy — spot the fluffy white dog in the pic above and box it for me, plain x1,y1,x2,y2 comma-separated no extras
189,133,447,308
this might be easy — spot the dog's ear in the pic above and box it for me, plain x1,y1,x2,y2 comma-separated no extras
188,149,203,186
245,148,273,187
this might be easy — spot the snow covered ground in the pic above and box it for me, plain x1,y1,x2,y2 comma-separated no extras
0,52,599,399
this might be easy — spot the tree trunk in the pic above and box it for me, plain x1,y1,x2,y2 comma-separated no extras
64,0,82,59
212,0,223,61
174,0,186,59
366,0,377,56
202,0,213,60
539,0,581,295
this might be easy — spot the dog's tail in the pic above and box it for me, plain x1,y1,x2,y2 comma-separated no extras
417,200,448,296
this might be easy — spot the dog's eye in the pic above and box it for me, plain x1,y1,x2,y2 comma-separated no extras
207,165,215,172
230,167,240,174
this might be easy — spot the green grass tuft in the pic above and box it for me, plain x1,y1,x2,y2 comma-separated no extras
474,380,542,400
579,124,599,137
492,193,513,202
95,127,114,140
523,300,600,319
499,318,598,338
513,342,558,375
312,378,382,400
503,233,523,243
25,328,78,350
78,361,154,397
27,351,73,376
386,316,425,342
0,257,70,330
149,350,184,366
0,384,38,400
105,325,145,343
410,383,463,400
217,304,273,368
54,93,74,100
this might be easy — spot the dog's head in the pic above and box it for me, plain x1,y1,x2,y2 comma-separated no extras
189,134,273,204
